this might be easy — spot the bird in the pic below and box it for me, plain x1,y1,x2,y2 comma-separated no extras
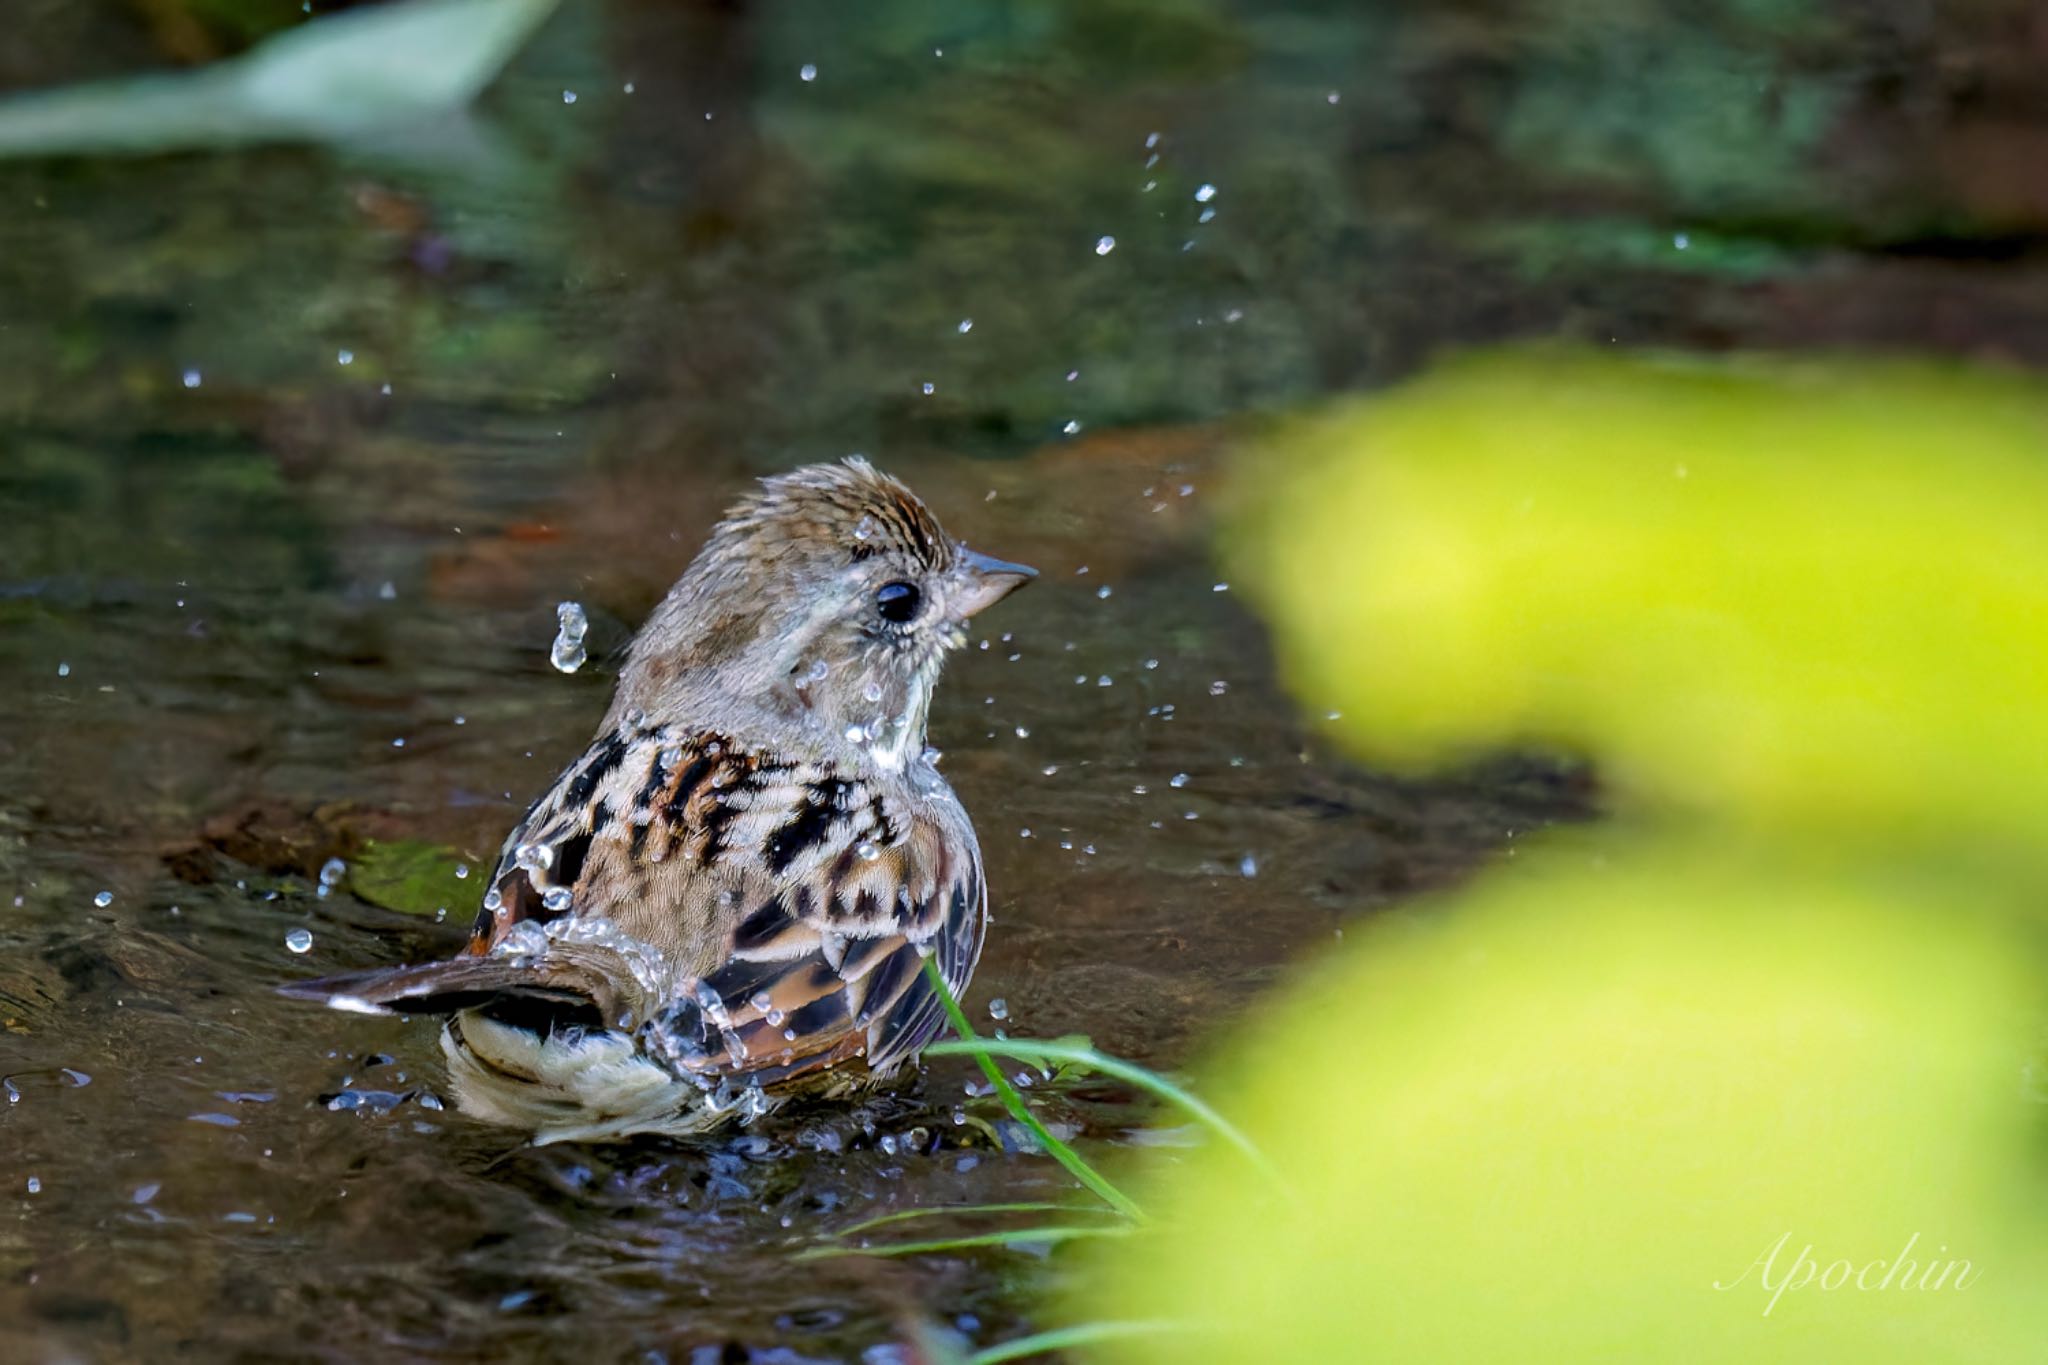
282,458,1035,1143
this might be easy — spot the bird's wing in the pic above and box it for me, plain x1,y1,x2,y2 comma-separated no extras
473,724,987,1087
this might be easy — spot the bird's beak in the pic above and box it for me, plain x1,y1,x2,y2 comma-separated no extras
953,547,1037,619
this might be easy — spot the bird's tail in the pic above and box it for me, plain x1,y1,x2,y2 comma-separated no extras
281,946,733,1141
278,950,628,1033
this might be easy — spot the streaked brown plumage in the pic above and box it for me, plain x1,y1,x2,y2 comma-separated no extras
283,459,1034,1141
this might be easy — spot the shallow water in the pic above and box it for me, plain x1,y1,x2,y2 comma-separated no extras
5,1,2048,1359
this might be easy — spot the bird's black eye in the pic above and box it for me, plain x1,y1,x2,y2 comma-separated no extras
875,581,922,624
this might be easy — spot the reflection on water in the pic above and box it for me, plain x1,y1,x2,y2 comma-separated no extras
2,0,2044,1357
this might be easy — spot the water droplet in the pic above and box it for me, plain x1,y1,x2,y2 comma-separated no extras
56,662,70,677
1096,585,1112,599
1062,419,1082,436
483,889,503,913
1198,206,1216,224
551,601,589,673
1195,183,1217,202
541,887,573,913
1097,675,1113,687
550,638,586,672
516,843,554,873
492,921,549,963
318,858,347,888
1209,680,1229,696
454,864,470,880
855,841,881,863
844,724,869,744
285,928,314,954
862,681,883,703
957,318,973,334
561,89,577,104
337,349,354,366
1094,235,1116,256
1674,232,1690,250
182,369,202,388
1170,772,1190,788
921,381,936,395
1240,854,1260,877
988,998,1009,1021
26,1176,41,1194
93,890,113,908
799,63,818,81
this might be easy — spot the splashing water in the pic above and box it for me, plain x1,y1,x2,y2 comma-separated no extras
551,601,589,673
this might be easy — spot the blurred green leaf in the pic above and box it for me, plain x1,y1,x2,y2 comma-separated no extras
0,0,560,157
1082,839,2048,1362
1080,346,2048,1360
1232,349,2048,862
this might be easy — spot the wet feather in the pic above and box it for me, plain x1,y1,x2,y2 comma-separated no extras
282,458,1034,1141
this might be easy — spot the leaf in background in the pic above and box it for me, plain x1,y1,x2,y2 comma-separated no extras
1230,348,2048,862
0,0,560,157
1089,344,2048,1361
345,839,474,919
1081,840,2048,1363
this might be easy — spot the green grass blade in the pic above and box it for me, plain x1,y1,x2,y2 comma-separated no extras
921,957,1145,1221
795,1223,1134,1261
829,1201,1114,1239
967,1320,1184,1363
925,1038,1288,1194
